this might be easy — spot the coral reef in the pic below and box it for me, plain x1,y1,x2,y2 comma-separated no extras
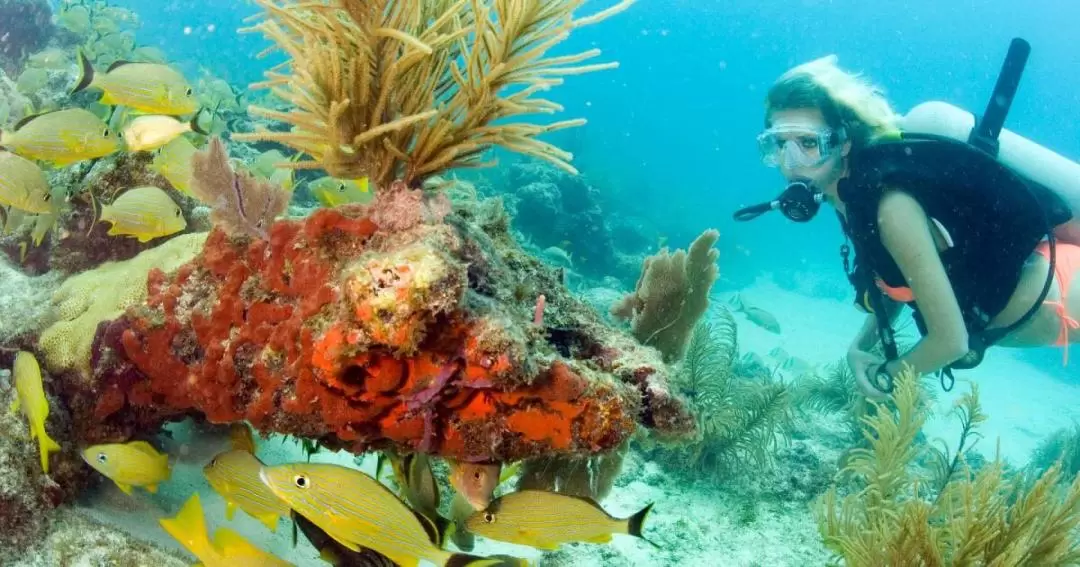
0,152,207,275
7,510,187,566
0,366,87,555
233,0,634,184
816,366,1080,565
0,0,53,75
612,229,720,362
37,233,207,378
0,257,62,347
505,161,646,283
68,187,693,461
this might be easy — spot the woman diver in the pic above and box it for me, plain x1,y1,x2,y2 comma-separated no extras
736,45,1080,399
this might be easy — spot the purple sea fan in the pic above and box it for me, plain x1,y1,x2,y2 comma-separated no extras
190,137,289,240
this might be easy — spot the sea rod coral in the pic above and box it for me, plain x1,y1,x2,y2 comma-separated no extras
233,0,635,185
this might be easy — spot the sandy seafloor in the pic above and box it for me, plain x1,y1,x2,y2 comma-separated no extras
11,274,1079,567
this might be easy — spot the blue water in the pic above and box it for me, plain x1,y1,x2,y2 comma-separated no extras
112,0,1080,286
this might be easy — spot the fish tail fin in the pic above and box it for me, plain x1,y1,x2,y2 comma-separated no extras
446,554,530,567
37,427,61,474
160,494,211,557
190,108,210,136
72,49,95,95
626,502,654,540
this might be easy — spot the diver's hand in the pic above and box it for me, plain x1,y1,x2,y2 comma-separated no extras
847,348,888,400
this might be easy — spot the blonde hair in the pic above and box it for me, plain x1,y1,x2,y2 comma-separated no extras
766,55,900,148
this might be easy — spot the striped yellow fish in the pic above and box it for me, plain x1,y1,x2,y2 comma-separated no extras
11,351,62,474
82,440,171,495
99,185,186,242
73,51,198,116
0,151,52,214
160,493,293,567
308,176,371,208
464,490,655,551
0,108,120,166
258,462,522,567
204,450,289,532
149,136,198,195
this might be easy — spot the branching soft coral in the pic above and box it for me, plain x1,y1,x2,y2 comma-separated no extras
234,0,634,187
816,366,1080,566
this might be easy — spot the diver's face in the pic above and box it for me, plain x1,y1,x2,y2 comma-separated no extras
765,108,848,188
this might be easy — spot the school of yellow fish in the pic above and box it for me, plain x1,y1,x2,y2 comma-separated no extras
7,350,655,565
0,47,372,253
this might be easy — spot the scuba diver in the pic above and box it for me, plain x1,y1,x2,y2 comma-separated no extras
734,39,1080,399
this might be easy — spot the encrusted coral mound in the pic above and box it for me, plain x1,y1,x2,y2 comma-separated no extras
79,191,688,462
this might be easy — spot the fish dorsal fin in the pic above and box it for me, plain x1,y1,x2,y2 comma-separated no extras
412,509,446,547
107,60,136,73
13,112,51,132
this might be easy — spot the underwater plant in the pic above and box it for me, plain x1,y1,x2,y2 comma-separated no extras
234,0,635,186
1026,423,1080,485
611,229,720,363
816,365,1080,566
653,315,792,480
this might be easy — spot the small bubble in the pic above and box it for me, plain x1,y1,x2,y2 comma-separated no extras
207,24,216,33
183,26,192,35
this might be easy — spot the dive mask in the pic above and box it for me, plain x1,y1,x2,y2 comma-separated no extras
733,179,825,223
756,125,846,169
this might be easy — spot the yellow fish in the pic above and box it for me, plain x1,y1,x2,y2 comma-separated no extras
122,112,208,152
258,462,518,567
0,108,120,166
99,185,186,242
308,176,371,208
389,452,440,521
82,440,171,494
293,511,396,567
73,52,199,116
465,490,655,551
160,493,293,567
150,136,198,195
0,151,53,214
204,450,290,532
11,351,62,474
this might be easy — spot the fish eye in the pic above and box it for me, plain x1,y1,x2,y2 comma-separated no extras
338,183,346,192
102,128,110,137
185,87,193,96
43,193,51,202
293,474,309,489
174,208,181,217
96,453,107,464
483,512,496,523
473,471,483,480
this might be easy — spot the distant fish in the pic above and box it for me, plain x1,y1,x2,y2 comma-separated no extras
465,489,655,551
0,151,53,214
150,136,198,195
204,449,289,532
229,422,256,453
123,112,208,152
160,493,293,567
73,52,199,116
0,108,120,166
389,452,441,521
56,4,91,35
82,440,171,495
99,185,186,242
730,294,782,334
11,351,62,473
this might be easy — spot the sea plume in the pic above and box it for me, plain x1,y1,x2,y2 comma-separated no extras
189,137,290,240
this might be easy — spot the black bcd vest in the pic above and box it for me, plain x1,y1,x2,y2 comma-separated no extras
837,133,1073,335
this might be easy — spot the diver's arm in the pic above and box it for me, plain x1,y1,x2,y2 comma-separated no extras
876,190,970,376
848,299,901,353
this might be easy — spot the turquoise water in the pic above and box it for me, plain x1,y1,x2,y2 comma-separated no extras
2,0,1079,565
